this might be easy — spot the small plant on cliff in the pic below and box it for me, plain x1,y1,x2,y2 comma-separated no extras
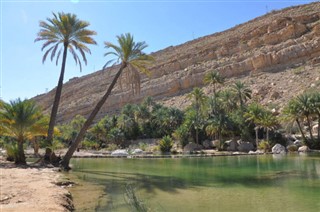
159,135,173,153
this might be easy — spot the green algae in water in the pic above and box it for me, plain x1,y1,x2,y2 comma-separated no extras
69,154,320,211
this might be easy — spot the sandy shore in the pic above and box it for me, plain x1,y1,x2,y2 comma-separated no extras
0,159,73,212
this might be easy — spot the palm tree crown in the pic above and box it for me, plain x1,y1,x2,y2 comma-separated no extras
35,12,97,71
104,33,154,94
231,81,252,109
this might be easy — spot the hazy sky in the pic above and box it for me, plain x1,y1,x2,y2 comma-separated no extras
0,0,316,102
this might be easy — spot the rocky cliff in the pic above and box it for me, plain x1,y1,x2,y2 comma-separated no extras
33,2,320,123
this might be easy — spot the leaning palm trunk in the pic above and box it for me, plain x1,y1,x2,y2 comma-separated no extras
61,63,127,170
44,46,68,164
47,45,68,146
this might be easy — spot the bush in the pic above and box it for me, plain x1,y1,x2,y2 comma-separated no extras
82,139,99,150
52,139,66,150
106,143,118,151
159,135,173,153
258,141,271,152
287,145,298,152
5,143,18,162
172,125,189,148
138,142,148,151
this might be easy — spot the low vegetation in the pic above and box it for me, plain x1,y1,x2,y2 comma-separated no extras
2,82,319,162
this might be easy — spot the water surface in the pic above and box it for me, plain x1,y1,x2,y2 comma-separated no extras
68,154,320,211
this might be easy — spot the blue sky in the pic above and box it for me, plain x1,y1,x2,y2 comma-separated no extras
0,0,316,102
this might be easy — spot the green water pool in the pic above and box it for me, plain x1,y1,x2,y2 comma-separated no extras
67,153,320,211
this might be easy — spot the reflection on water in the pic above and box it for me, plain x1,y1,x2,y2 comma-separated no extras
69,154,320,211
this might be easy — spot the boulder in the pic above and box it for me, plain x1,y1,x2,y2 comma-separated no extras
255,149,264,154
111,149,129,156
132,149,144,155
225,140,238,151
183,143,203,152
272,144,286,154
238,142,254,152
211,140,220,148
298,145,310,153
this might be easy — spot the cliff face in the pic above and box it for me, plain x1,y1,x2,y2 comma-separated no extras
33,2,320,123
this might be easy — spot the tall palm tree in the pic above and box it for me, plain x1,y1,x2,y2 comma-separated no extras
309,92,320,141
187,87,207,144
296,93,314,141
0,99,47,164
244,102,265,147
187,87,208,114
204,71,224,114
35,12,97,147
203,70,224,98
219,89,237,113
259,111,278,141
60,33,154,170
282,98,307,141
231,81,252,109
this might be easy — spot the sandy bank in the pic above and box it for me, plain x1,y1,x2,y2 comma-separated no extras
0,161,73,212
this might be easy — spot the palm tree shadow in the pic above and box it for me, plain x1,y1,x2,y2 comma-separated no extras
74,170,189,194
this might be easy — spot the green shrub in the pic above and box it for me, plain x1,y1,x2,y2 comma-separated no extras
52,139,66,150
258,141,271,152
287,145,298,152
138,142,148,151
82,139,99,150
5,143,18,162
106,143,118,151
172,125,189,148
159,135,173,153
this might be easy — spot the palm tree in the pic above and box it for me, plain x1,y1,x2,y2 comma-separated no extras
187,87,207,113
35,12,97,147
259,111,278,141
231,81,252,109
296,93,314,141
219,89,237,113
203,70,224,99
204,71,224,115
60,33,154,170
206,113,232,148
0,99,47,164
244,103,265,147
282,98,307,141
187,87,207,144
309,92,320,141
